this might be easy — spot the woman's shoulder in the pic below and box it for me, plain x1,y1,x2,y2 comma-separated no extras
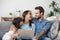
32,23,35,27
32,23,35,25
21,24,28,28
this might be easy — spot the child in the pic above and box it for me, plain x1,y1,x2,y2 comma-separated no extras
2,17,23,40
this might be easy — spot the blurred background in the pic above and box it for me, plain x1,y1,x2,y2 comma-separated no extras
0,0,60,40
0,0,60,17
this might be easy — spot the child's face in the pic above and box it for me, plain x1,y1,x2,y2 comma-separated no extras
20,21,23,25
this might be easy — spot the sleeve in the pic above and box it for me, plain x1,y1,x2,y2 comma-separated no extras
6,34,12,40
42,21,51,32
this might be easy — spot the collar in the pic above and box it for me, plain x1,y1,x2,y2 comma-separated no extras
37,18,45,23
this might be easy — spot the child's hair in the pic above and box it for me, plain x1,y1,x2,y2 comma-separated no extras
12,17,23,29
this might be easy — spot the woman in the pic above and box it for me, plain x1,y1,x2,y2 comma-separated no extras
22,10,35,40
17,10,35,40
2,17,23,40
21,10,35,40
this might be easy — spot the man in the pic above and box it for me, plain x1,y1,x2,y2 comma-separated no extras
32,6,51,40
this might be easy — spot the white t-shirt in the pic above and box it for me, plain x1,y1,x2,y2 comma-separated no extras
2,31,14,40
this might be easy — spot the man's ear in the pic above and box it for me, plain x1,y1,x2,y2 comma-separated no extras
41,12,44,15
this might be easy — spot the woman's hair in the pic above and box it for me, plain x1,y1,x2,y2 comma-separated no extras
12,17,23,29
22,10,32,27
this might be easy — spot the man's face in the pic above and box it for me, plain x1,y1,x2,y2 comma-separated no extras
35,9,42,19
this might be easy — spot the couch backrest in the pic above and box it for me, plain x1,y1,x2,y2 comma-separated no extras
0,21,12,39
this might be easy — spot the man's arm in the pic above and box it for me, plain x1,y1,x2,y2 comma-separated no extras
33,22,51,39
33,30,45,39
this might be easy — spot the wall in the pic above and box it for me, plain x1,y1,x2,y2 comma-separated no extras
0,0,60,17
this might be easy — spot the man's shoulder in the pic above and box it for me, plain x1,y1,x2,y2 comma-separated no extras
43,19,50,23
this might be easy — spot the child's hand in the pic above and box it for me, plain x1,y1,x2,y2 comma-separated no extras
14,32,20,38
15,32,20,37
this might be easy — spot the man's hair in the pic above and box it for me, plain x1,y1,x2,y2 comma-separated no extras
12,17,23,29
35,6,44,15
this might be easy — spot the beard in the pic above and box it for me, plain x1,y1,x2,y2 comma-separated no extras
37,16,41,20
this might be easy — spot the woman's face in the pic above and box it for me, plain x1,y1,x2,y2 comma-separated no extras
25,12,32,21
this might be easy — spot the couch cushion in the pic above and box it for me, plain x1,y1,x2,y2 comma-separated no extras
0,21,12,39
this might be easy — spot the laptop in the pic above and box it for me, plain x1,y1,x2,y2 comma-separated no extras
17,29,34,39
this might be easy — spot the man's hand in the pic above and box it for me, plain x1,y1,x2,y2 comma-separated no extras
33,35,39,40
33,30,45,40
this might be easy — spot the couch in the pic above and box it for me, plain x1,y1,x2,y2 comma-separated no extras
0,21,60,40
0,21,12,40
